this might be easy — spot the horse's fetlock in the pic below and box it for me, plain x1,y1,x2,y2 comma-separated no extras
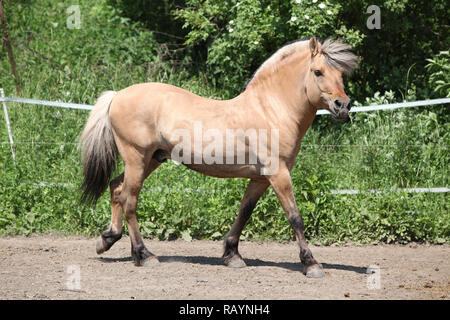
223,236,240,259
101,229,122,249
131,243,153,266
300,248,317,266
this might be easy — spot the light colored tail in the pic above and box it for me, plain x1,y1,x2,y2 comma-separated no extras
79,91,118,204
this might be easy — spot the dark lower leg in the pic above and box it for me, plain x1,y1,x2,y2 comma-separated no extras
122,161,160,266
222,201,254,265
97,229,122,254
223,180,269,266
287,213,320,268
131,242,158,266
269,169,323,277
126,210,159,266
96,173,124,254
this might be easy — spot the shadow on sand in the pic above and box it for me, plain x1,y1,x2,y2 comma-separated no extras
97,255,367,274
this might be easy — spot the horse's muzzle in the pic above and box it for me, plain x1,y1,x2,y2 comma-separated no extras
331,98,351,121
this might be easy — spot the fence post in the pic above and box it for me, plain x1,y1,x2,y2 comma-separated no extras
1,88,16,165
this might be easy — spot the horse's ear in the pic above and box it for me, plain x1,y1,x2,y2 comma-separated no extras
309,37,320,57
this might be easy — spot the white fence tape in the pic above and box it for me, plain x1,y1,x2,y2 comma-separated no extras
330,187,449,194
0,96,93,110
316,98,450,115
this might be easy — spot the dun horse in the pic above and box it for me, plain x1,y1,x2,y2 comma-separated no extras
80,37,358,278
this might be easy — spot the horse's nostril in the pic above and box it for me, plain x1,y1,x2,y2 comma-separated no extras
334,99,342,108
347,101,352,111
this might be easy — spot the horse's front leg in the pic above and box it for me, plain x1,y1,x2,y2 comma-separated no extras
268,168,325,278
223,179,269,267
96,173,124,254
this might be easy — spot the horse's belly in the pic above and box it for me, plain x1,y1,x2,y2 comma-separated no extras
181,163,264,179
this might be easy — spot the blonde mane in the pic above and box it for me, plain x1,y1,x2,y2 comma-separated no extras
321,38,359,74
245,38,358,89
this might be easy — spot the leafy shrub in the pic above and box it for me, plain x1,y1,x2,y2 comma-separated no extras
426,51,450,98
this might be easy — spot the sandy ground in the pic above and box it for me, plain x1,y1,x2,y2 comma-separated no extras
0,235,448,300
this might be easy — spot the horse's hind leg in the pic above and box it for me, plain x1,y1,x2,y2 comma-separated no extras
223,179,269,267
96,173,125,254
121,158,161,266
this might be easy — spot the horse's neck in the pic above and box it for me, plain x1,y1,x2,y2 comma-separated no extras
238,51,317,135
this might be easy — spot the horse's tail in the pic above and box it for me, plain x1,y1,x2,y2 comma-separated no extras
79,91,118,205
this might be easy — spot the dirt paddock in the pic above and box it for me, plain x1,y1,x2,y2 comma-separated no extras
0,235,448,300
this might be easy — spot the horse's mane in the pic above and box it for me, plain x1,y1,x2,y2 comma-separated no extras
320,38,359,74
244,37,358,90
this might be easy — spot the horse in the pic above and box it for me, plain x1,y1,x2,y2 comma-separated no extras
80,37,358,278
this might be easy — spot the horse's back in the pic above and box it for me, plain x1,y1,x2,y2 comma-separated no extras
114,82,207,108
108,82,227,149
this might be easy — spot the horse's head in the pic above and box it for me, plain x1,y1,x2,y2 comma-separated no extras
305,37,358,120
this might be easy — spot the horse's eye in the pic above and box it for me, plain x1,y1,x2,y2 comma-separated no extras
314,70,323,77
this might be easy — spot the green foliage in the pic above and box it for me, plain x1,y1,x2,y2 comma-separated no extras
338,0,449,101
0,0,448,244
426,51,450,98
107,0,187,41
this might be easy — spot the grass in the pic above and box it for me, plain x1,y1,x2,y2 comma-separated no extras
0,0,448,244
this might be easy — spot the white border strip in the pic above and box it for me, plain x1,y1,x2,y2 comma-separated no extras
0,94,449,113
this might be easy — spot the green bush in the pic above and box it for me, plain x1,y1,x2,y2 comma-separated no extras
426,51,450,98
107,0,186,40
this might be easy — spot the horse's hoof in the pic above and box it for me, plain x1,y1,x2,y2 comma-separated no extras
305,264,325,278
96,230,122,255
225,255,247,268
96,236,106,255
141,256,160,267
